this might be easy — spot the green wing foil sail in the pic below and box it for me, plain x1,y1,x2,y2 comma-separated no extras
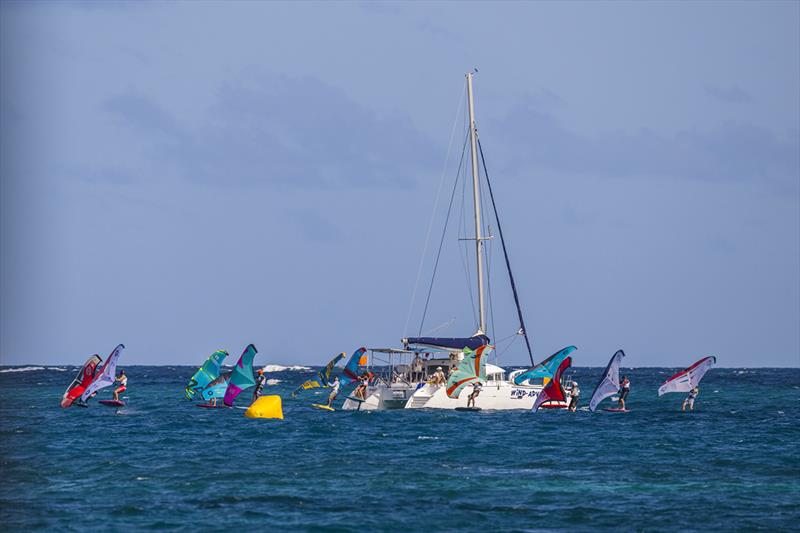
185,350,229,400
445,345,489,398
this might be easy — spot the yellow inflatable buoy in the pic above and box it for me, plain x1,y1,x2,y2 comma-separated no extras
244,395,284,419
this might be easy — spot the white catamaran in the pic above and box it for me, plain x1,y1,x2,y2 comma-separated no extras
343,73,575,411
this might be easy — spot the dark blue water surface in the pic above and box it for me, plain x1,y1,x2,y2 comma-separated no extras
1,365,798,531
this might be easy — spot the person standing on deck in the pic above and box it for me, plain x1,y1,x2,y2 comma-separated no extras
431,366,446,386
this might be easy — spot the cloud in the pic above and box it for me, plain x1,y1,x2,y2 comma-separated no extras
488,103,798,191
102,74,439,190
287,208,342,243
705,85,754,104
103,92,187,143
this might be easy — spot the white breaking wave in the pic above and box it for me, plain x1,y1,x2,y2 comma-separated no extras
0,366,67,373
261,364,311,372
266,379,282,385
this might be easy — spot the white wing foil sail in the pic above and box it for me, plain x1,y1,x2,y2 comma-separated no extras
589,350,625,412
80,344,125,402
658,356,716,396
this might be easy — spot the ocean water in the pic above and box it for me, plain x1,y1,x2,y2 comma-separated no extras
0,365,798,531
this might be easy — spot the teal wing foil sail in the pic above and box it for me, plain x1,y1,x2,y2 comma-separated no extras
589,350,625,411
291,352,345,397
223,344,258,407
185,350,229,400
513,346,577,385
202,373,230,401
445,345,489,398
80,344,125,402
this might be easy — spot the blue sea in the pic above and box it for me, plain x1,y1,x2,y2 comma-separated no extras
1,365,798,531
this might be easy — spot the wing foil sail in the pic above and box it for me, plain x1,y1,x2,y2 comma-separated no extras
513,346,576,385
61,354,102,408
589,350,625,412
342,347,367,386
80,344,125,402
445,345,489,398
532,356,572,412
223,344,258,407
185,350,229,400
658,356,716,396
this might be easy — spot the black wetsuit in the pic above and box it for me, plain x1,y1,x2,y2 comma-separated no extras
253,375,266,399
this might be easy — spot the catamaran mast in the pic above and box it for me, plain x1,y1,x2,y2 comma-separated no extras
466,72,486,335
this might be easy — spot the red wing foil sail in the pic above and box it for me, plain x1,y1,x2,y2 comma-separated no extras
658,356,717,396
532,356,572,413
61,354,102,408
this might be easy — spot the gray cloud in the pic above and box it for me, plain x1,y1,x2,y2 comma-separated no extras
489,104,798,191
706,85,755,104
288,208,342,243
102,75,439,190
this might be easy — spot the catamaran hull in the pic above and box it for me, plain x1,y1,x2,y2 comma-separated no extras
405,382,557,410
341,383,415,411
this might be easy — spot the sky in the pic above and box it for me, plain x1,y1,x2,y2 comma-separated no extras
1,1,798,367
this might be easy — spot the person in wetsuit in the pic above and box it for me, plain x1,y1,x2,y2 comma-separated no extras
253,369,266,402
